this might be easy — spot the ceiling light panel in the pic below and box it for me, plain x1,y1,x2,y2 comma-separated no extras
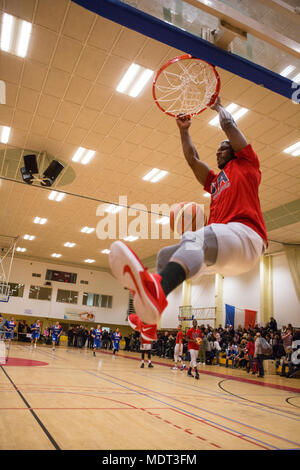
283,141,300,157
116,63,154,97
24,234,35,240
142,168,168,183
80,226,94,233
72,147,95,164
51,253,62,258
1,13,32,58
84,259,95,263
64,242,76,247
0,126,11,143
33,217,47,224
48,191,65,201
101,249,110,254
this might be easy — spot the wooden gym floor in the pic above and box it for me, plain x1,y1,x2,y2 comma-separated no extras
0,342,299,451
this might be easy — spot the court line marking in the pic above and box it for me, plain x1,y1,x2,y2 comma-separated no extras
83,369,279,450
0,365,60,450
94,369,300,449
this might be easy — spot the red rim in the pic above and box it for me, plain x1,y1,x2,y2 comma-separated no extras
152,54,221,117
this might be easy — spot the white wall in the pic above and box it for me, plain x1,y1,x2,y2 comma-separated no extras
223,263,261,324
273,253,300,328
0,258,129,325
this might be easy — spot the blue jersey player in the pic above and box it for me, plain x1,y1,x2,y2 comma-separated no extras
30,320,41,348
51,322,62,351
92,325,102,357
112,328,122,356
4,317,16,341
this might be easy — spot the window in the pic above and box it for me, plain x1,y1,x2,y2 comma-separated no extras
8,282,24,298
56,289,78,304
29,285,52,301
82,292,112,308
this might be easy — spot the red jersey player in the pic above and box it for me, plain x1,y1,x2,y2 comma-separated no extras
109,96,268,341
171,324,186,371
186,319,202,379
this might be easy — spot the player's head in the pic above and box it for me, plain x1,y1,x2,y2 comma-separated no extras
97,324,101,329
216,140,235,169
177,324,182,330
116,327,119,332
192,319,197,328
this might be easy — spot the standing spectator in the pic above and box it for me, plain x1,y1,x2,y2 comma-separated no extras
161,331,169,358
268,317,277,332
171,324,186,370
198,334,208,366
87,328,94,349
212,335,222,365
245,335,255,373
282,328,293,355
67,327,74,347
254,332,265,378
43,327,50,345
73,326,79,347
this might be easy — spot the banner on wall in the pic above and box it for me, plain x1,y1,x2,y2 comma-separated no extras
64,309,95,322
225,304,257,329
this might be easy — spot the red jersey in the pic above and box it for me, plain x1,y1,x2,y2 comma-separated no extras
176,331,184,344
186,327,202,351
204,144,267,243
141,336,152,345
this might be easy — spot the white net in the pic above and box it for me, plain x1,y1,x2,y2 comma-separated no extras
154,57,220,116
0,330,9,364
0,234,18,301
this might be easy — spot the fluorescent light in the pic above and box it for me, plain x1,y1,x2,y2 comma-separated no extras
232,107,248,121
203,193,210,198
33,217,47,224
16,20,31,58
117,63,140,93
124,236,139,242
209,103,248,126
1,14,32,58
81,226,94,234
1,13,14,52
101,249,110,254
283,141,300,155
24,234,35,240
117,63,154,97
292,72,300,84
150,170,168,183
84,259,95,263
280,65,296,77
72,147,95,164
51,253,62,258
105,205,123,214
143,168,168,183
64,242,76,247
48,191,65,201
0,126,11,143
155,216,169,225
81,150,95,165
129,68,153,97
16,247,26,252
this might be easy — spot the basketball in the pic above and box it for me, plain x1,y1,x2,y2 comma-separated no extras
170,202,206,235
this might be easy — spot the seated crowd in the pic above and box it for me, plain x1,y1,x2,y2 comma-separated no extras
125,317,299,378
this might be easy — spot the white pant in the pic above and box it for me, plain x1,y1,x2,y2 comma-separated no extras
174,343,183,362
189,349,198,368
195,222,265,278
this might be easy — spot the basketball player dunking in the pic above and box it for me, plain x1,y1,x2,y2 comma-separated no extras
109,96,268,341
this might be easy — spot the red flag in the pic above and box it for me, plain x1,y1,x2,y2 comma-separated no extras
244,309,256,328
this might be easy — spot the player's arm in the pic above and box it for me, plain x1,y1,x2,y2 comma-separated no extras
176,115,211,186
210,97,247,152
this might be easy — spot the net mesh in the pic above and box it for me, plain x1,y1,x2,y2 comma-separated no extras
154,58,219,116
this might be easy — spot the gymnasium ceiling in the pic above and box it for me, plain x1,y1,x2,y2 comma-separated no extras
0,0,299,272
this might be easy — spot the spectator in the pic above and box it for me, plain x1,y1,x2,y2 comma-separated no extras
245,335,255,373
254,332,265,378
67,327,74,347
212,335,221,365
225,343,236,368
198,334,208,365
282,328,293,355
268,317,277,332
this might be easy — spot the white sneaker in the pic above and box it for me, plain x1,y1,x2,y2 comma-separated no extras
109,241,167,324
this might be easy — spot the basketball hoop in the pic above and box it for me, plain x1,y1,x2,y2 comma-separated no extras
153,55,220,118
